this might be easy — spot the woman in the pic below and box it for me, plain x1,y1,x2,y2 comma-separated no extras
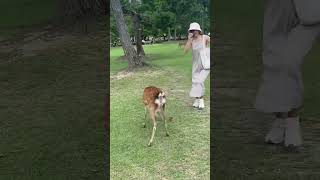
184,22,210,110
255,0,320,150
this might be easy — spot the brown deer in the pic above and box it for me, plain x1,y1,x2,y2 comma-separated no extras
178,41,186,48
143,86,169,146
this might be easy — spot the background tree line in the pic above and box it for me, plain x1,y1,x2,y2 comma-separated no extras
111,0,210,69
111,0,210,45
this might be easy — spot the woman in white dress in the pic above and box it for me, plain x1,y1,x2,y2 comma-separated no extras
184,22,210,110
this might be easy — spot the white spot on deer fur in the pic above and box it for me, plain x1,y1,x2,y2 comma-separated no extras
155,99,161,105
162,98,166,104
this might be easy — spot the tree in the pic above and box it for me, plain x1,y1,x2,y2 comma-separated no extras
111,0,145,69
141,0,209,40
110,0,210,45
125,0,145,56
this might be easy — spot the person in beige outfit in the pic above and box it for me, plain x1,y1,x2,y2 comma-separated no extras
184,22,210,110
255,0,320,150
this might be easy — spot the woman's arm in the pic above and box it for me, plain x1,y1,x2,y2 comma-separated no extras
206,35,210,47
184,33,194,54
184,39,192,54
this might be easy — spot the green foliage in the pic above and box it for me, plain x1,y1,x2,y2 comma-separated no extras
154,11,175,33
111,0,210,43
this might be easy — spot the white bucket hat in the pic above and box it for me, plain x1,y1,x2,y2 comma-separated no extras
188,22,202,32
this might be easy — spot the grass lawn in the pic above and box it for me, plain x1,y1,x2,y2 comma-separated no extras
0,1,106,178
0,0,57,40
0,33,106,179
213,1,320,179
110,42,210,179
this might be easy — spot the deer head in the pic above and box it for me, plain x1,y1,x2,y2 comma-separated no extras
155,92,166,106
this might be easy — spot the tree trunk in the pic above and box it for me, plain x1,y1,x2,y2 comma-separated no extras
110,31,112,46
111,0,144,69
201,8,204,33
174,27,177,41
133,13,145,56
131,0,145,56
168,27,171,41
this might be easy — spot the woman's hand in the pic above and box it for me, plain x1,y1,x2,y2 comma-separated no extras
184,33,193,54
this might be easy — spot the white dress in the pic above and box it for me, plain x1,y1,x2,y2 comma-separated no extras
255,0,320,113
189,35,210,97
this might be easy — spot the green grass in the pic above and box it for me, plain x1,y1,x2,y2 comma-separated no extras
110,43,210,179
213,1,320,179
0,1,107,179
0,33,106,179
0,0,57,39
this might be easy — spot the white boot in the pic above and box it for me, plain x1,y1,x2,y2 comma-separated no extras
198,98,205,109
193,99,199,108
284,116,302,147
265,118,285,144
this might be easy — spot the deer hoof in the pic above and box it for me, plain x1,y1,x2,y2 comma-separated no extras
147,142,152,147
142,123,146,128
166,133,170,137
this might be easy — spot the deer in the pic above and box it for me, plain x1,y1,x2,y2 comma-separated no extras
142,86,169,146
178,41,186,48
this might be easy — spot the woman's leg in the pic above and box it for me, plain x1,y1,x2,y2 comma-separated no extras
257,0,320,148
265,112,287,144
288,107,301,117
198,96,205,109
255,0,300,113
193,97,200,107
272,24,320,147
256,0,320,113
190,71,209,98
284,107,303,147
258,0,298,143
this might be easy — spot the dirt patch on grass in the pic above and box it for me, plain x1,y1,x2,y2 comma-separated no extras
20,34,75,57
110,71,135,81
0,25,80,59
110,68,164,81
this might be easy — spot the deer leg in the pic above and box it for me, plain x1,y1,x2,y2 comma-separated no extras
143,106,147,128
162,105,169,136
160,110,169,136
148,110,157,147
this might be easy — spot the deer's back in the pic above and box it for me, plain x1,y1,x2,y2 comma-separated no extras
143,86,162,106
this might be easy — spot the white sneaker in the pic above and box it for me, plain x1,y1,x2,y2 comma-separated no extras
198,98,204,109
193,99,199,108
284,116,302,147
265,118,285,144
